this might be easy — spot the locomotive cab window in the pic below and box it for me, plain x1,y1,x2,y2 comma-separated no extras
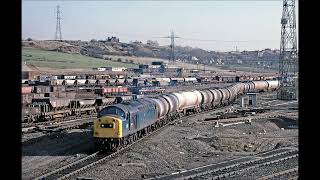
100,123,114,128
98,106,126,118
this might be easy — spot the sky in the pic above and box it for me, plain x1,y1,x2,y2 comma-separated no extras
22,0,299,52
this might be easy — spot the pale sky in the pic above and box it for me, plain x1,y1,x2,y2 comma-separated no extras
22,0,299,52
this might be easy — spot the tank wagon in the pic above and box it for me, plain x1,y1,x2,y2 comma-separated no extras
184,77,198,84
252,81,269,92
209,89,223,107
93,80,280,151
199,90,214,109
218,88,231,105
75,79,87,86
161,94,179,117
266,80,280,91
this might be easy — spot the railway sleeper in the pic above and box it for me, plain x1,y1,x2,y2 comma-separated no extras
207,155,297,179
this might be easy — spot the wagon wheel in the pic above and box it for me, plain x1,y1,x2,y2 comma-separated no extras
134,134,138,141
123,138,128,147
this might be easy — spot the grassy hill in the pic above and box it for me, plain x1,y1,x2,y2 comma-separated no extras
22,48,137,69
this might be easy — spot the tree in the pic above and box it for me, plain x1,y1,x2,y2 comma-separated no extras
147,40,159,46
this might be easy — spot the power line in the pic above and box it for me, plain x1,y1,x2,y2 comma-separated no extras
179,38,278,43
180,38,248,43
93,32,277,43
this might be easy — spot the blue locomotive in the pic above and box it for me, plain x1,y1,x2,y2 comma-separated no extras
93,99,158,150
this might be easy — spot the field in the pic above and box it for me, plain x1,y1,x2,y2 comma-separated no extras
22,48,137,69
22,48,276,76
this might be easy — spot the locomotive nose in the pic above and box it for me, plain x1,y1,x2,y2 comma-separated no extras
93,116,123,138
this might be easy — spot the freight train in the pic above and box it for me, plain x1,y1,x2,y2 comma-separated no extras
21,94,144,123
23,75,276,88
22,97,115,123
93,80,280,151
23,78,133,87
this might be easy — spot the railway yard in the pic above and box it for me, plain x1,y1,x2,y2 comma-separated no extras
22,73,298,180
21,0,301,178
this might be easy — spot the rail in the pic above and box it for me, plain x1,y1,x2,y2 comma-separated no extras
22,114,97,128
147,147,298,180
22,115,96,133
201,110,298,128
257,167,298,180
34,104,232,180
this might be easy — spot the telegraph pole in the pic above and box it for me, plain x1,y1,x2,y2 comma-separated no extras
170,31,176,63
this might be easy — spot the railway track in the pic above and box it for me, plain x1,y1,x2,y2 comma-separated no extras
263,100,298,108
34,104,233,180
257,167,298,180
22,115,96,133
22,114,97,128
201,110,298,128
147,147,298,180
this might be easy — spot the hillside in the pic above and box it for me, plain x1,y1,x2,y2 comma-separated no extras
22,48,137,69
22,39,280,70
